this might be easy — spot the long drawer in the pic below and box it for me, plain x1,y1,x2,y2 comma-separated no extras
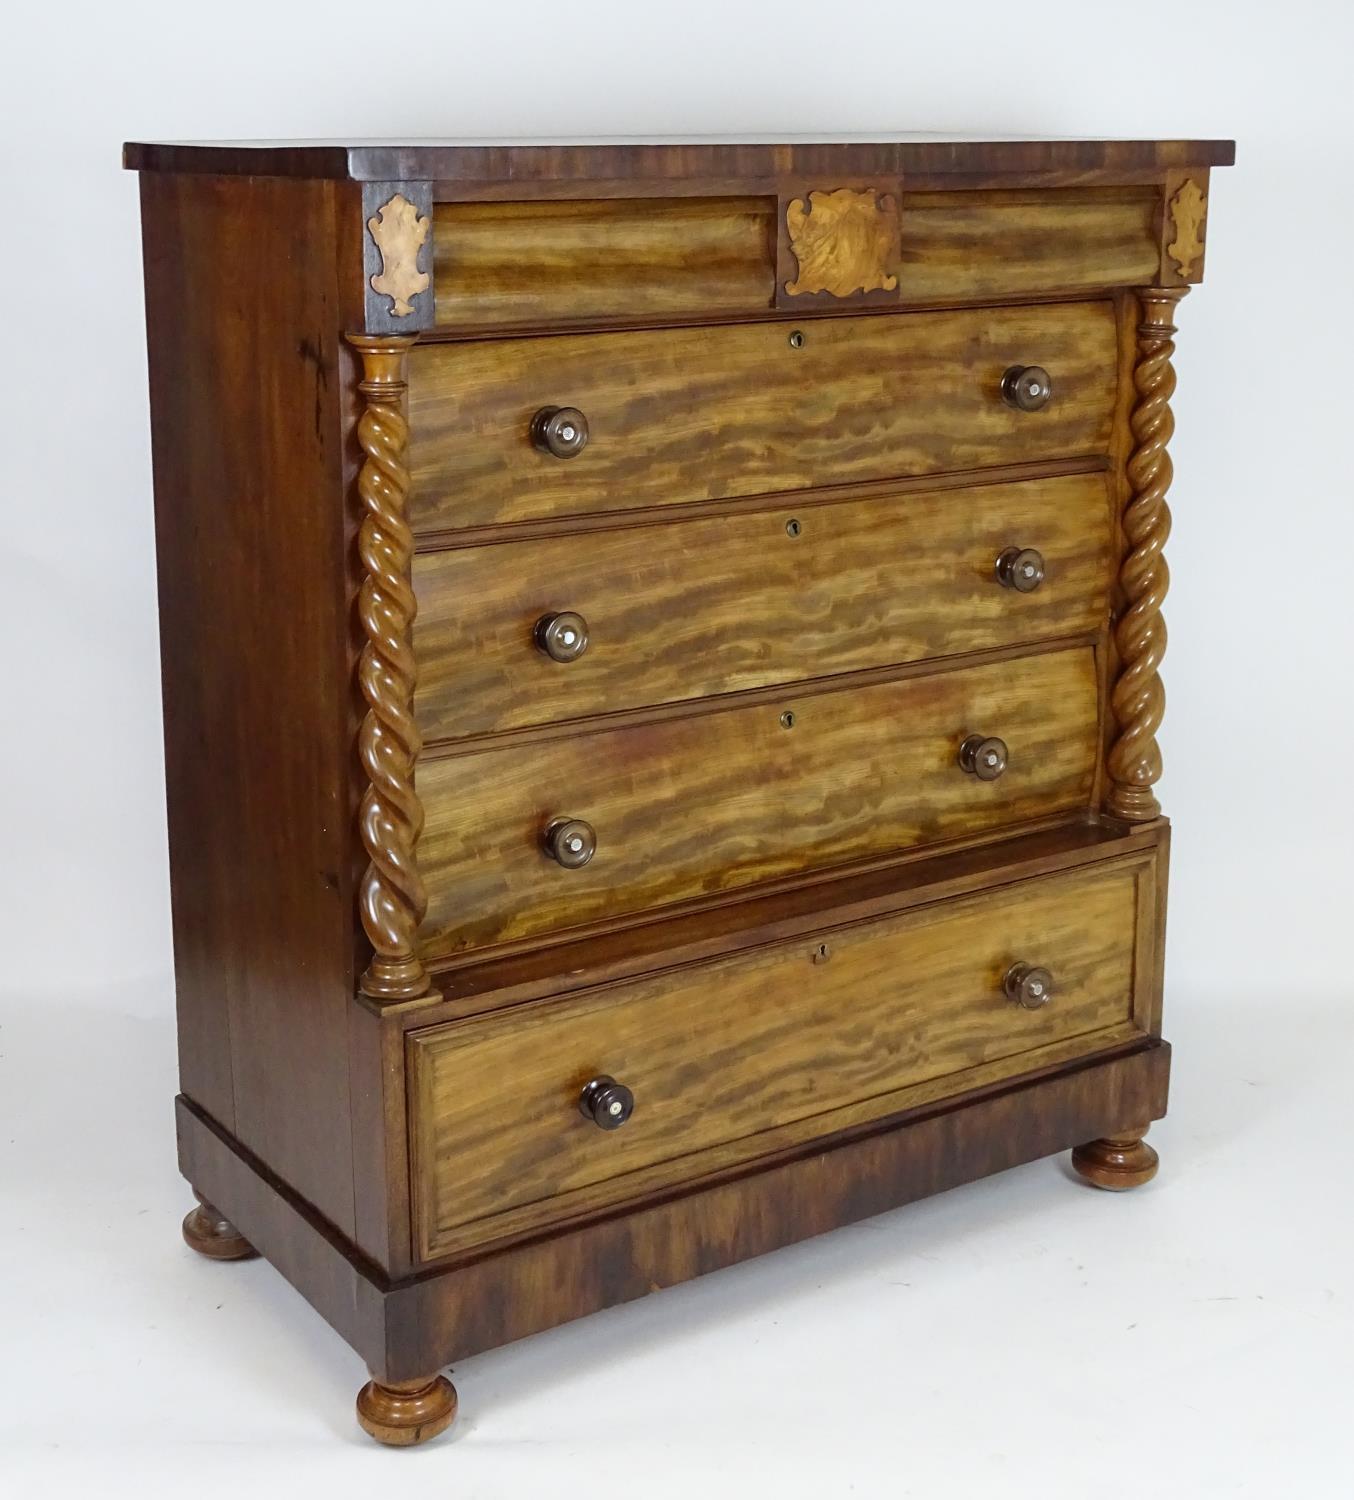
408,857,1155,1261
428,189,1161,330
413,471,1112,743
416,645,1100,958
407,300,1119,532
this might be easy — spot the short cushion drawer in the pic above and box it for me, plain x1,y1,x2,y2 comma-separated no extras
408,857,1156,1261
416,644,1099,960
408,300,1118,533
413,471,1113,742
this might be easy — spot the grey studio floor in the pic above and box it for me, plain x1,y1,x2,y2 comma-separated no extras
2,983,1349,1499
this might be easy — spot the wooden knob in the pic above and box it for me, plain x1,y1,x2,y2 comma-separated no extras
995,547,1046,593
535,611,590,662
531,405,589,458
579,1075,634,1130
544,817,596,868
1004,962,1055,1009
959,734,1008,781
1000,365,1053,412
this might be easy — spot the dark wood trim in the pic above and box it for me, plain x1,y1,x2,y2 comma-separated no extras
177,1098,391,1371
124,138,1236,187
141,171,361,1235
177,1040,1170,1382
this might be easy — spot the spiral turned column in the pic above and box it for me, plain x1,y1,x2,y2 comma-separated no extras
347,334,431,1001
1106,287,1187,821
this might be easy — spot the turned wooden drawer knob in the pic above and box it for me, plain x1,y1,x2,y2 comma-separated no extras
544,817,596,868
995,546,1046,593
531,405,589,458
535,611,590,662
579,1075,635,1130
1004,962,1055,1009
1000,365,1053,412
958,734,1009,781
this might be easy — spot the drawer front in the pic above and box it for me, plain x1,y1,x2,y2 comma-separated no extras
409,859,1154,1260
428,189,1157,331
408,300,1118,533
417,645,1099,959
413,472,1112,743
432,196,777,328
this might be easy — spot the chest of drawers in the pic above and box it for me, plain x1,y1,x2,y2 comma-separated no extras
127,134,1232,1445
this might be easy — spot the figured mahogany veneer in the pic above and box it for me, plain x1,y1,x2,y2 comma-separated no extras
407,300,1118,532
127,134,1230,1446
416,645,1100,958
413,470,1113,742
410,857,1154,1260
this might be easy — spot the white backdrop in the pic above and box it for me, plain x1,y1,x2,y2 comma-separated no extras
2,1,1351,1494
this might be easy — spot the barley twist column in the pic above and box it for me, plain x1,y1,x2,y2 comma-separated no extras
347,334,431,1000
1106,287,1187,821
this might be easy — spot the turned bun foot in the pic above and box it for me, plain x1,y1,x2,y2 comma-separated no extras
356,1374,458,1447
1071,1125,1159,1191
182,1192,259,1260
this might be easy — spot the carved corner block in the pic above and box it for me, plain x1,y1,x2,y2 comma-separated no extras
362,182,435,333
1158,171,1209,285
775,186,903,309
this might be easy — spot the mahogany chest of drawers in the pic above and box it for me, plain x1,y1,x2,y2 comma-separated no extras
126,134,1233,1445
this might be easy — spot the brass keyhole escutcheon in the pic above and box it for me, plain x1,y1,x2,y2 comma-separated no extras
780,710,796,729
788,329,806,349
812,942,831,964
785,518,802,538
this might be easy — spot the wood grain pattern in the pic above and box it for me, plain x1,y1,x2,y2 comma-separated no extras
1071,1124,1159,1189
177,1041,1171,1377
416,645,1100,958
405,822,1166,1030
1107,288,1184,820
428,190,1161,332
347,335,434,1001
412,472,1114,743
432,197,775,327
410,860,1148,1258
138,171,362,1238
782,188,902,298
899,188,1159,299
127,136,1231,1430
407,301,1119,531
355,1375,457,1446
1166,179,1207,280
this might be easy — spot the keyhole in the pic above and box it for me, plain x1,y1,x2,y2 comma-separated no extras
788,329,806,349
780,710,796,730
785,518,802,538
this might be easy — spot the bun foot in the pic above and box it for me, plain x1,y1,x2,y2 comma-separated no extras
1071,1125,1159,1191
356,1374,458,1447
182,1192,258,1260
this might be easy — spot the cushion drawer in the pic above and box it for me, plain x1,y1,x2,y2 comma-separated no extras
413,471,1112,743
408,858,1155,1261
407,300,1118,533
428,189,1162,331
416,644,1099,960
